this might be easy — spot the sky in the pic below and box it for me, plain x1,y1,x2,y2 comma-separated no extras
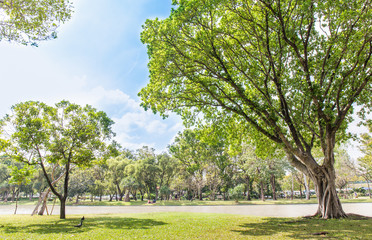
0,0,368,159
0,0,183,152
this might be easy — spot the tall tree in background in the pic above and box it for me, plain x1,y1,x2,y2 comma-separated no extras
169,129,208,200
1,101,114,219
140,0,372,218
0,0,73,46
357,122,372,198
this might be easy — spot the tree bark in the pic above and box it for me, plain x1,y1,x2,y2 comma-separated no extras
291,173,294,200
3,191,8,202
304,174,310,200
260,181,265,201
246,175,251,201
312,166,347,219
60,197,66,219
270,174,277,200
38,189,51,215
124,190,130,202
14,188,20,214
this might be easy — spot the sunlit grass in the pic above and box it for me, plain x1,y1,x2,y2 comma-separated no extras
0,212,371,239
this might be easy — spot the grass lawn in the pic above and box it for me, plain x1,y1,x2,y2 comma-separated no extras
0,212,371,239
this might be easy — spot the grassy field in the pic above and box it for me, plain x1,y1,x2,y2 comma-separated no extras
0,212,371,239
2,196,371,206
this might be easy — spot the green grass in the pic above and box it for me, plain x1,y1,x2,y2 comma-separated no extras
0,212,371,239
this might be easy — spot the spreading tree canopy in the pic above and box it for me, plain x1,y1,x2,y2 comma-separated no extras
139,0,372,218
0,0,73,46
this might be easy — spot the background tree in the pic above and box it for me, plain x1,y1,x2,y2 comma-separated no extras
126,147,159,201
8,164,35,214
356,123,372,198
169,129,208,200
156,153,178,198
0,0,73,46
334,145,356,198
140,0,372,218
106,156,132,201
1,100,114,219
68,168,94,203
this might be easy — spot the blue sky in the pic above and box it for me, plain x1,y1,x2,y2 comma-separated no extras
0,0,367,159
0,0,183,152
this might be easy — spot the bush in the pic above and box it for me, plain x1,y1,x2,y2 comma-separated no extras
228,184,245,203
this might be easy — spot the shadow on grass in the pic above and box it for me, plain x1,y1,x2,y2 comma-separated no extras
232,217,372,239
2,216,167,235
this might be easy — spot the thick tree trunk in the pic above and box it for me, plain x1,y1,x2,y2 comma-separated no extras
312,168,347,219
124,190,130,202
60,197,66,219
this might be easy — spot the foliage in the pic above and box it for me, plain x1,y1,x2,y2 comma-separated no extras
1,100,114,218
8,165,35,186
140,0,372,218
0,0,73,46
229,183,245,202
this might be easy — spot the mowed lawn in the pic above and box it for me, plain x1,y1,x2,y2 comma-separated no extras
0,212,371,240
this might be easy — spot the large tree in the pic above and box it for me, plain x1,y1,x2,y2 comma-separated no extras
1,101,114,219
140,0,372,218
0,0,73,46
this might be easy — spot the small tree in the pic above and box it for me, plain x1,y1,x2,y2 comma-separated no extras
8,165,35,214
229,184,245,203
159,185,171,200
1,100,114,219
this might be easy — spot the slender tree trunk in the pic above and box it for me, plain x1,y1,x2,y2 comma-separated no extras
304,174,310,200
366,178,371,199
260,181,265,201
198,186,202,200
3,191,8,202
291,173,294,200
132,190,137,201
50,198,56,215
29,192,33,201
11,188,16,202
299,185,303,200
155,187,159,201
14,188,20,214
270,174,277,200
246,175,251,201
38,189,51,215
